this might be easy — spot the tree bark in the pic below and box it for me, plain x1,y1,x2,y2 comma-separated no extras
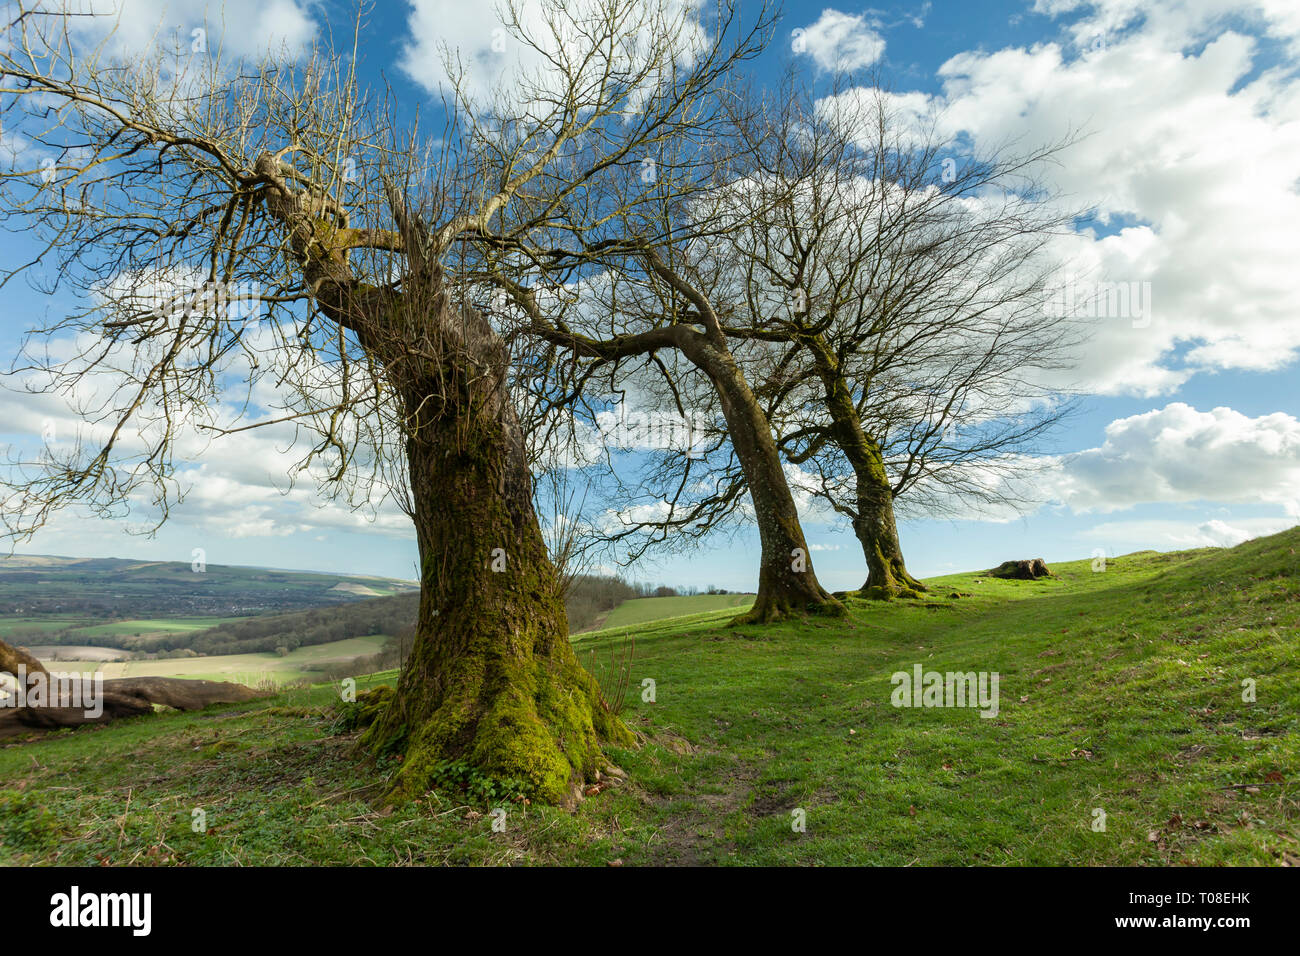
361,304,632,807
0,638,263,739
684,338,843,624
808,338,925,599
852,456,925,598
251,158,632,805
0,637,46,688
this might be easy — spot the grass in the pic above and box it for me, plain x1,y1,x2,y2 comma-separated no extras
1,529,1296,866
62,616,249,639
0,618,86,634
601,592,754,628
42,635,391,686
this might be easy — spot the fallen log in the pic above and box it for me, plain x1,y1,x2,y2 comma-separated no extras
0,637,265,741
0,637,47,685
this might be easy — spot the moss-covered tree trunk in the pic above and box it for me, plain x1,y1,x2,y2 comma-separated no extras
808,337,925,600
363,305,632,807
692,342,842,624
252,155,630,804
852,454,925,598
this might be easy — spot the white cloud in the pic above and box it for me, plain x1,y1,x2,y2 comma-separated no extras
1056,403,1300,515
63,0,317,62
793,9,886,72
1032,0,1300,55
906,403,1300,526
399,0,707,107
0,322,414,548
821,2,1300,396
1186,518,1271,547
601,498,674,532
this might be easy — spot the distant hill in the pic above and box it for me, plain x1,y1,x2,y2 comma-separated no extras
0,554,747,658
599,592,755,629
154,591,418,656
0,555,417,646
166,579,749,654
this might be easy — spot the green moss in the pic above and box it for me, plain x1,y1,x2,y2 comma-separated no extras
330,684,395,735
359,365,635,807
356,685,394,724
732,588,847,625
857,536,928,600
375,653,631,806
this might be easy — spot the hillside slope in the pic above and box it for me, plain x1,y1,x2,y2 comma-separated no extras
1,530,1295,865
599,592,754,629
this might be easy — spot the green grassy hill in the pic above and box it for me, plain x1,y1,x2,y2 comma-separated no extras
2,529,1295,865
600,592,754,628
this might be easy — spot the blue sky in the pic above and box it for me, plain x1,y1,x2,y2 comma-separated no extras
2,0,1298,591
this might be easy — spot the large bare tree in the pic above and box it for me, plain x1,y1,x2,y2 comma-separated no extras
663,77,1083,597
479,97,847,624
0,0,764,803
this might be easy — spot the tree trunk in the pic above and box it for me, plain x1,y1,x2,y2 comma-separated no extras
0,637,46,689
362,307,632,807
852,452,926,598
690,341,842,624
808,338,925,599
254,159,630,803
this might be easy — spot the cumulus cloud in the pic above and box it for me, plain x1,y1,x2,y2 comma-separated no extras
792,9,886,72
399,0,707,107
1032,0,1300,55
819,1,1300,396
62,0,317,62
898,403,1300,527
0,320,413,548
1056,403,1300,515
1186,518,1271,548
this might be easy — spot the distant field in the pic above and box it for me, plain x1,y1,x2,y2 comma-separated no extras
42,635,389,686
601,593,753,628
25,645,132,662
0,554,418,629
63,616,249,639
2,615,253,648
0,617,90,635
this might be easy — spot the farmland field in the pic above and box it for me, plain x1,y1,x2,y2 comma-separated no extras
0,554,417,637
39,634,390,686
24,645,133,662
57,617,249,639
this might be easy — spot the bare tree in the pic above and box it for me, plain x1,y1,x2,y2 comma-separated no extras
692,76,1084,597
478,75,849,623
0,0,763,803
